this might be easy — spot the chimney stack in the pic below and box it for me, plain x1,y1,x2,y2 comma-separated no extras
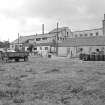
103,14,105,35
42,24,44,35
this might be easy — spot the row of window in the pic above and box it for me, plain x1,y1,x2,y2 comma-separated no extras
40,47,48,50
57,37,66,40
36,37,48,41
27,47,48,51
11,44,23,48
75,32,99,37
36,37,67,41
36,35,68,41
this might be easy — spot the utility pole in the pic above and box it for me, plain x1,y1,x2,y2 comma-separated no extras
56,22,59,56
18,33,19,45
18,33,20,51
103,14,105,35
42,24,44,35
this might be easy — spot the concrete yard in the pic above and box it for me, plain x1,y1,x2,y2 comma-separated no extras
0,56,105,105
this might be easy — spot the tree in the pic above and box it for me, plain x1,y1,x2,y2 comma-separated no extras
51,39,56,53
0,41,10,49
4,41,10,48
28,44,34,53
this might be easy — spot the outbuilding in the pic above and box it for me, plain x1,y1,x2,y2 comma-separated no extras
58,36,105,58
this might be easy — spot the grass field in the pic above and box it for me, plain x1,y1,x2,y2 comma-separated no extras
0,56,105,105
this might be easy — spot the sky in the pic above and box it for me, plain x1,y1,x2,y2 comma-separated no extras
0,0,105,42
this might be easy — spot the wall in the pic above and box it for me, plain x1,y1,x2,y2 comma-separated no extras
58,46,105,58
37,46,51,56
10,44,15,50
58,47,78,58
58,47,68,57
10,43,23,51
25,46,29,51
35,37,54,44
77,46,105,54
57,28,72,41
72,28,103,38
28,39,35,44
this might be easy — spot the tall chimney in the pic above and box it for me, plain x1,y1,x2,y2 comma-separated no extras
103,14,105,35
42,24,44,35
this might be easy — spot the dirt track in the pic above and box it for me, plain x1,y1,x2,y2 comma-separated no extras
0,56,105,105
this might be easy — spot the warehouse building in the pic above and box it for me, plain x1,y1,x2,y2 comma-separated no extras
58,36,105,58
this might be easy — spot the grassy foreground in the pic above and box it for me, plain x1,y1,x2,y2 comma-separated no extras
0,56,105,105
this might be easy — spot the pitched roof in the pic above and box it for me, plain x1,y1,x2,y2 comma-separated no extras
11,33,56,44
49,27,68,33
36,42,53,46
11,35,35,44
35,33,55,38
72,28,102,33
58,36,105,47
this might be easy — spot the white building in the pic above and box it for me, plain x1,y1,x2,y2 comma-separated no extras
10,27,71,56
10,14,105,57
10,35,35,51
72,28,103,38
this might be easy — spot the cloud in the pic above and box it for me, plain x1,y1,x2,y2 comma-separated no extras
0,0,105,41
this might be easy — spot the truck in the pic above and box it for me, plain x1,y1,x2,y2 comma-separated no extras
1,51,29,62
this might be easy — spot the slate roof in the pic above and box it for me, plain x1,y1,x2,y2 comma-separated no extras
72,28,102,33
35,33,55,38
11,33,56,44
49,27,68,33
36,42,53,46
58,36,105,47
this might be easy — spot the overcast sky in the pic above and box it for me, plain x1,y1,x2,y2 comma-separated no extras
0,0,105,42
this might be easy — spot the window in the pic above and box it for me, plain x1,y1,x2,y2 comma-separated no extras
27,48,29,50
80,34,83,37
85,34,87,37
90,33,93,36
67,32,68,37
79,48,83,53
45,47,48,50
20,45,22,47
96,49,100,52
36,38,41,41
60,37,62,40
42,37,47,40
96,32,99,36
34,48,37,50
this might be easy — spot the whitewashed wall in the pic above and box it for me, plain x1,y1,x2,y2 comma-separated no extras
58,46,105,58
58,47,68,57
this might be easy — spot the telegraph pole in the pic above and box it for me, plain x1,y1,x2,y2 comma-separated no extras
103,14,105,35
56,22,59,56
18,33,19,45
18,33,20,51
42,24,44,35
